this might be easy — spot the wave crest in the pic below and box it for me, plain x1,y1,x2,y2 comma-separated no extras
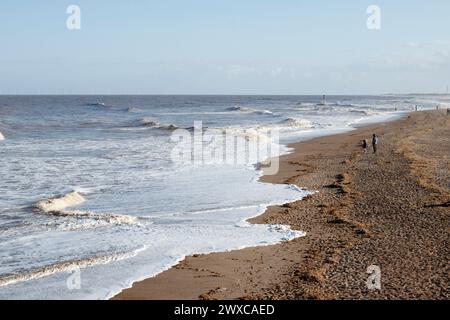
347,109,377,116
255,118,314,131
0,249,144,287
227,106,273,115
36,192,85,213
35,192,137,225
278,117,314,128
140,117,179,130
0,131,4,141
206,127,273,142
127,107,142,113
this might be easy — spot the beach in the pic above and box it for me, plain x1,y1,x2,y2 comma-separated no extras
114,110,449,300
3,1,450,306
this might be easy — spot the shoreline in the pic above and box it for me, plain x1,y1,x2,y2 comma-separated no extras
113,110,449,300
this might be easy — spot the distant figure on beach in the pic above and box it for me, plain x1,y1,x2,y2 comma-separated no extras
362,139,368,153
415,105,418,112
372,134,379,153
447,108,450,115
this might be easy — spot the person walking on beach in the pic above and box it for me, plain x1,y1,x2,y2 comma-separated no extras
362,139,368,153
372,134,379,154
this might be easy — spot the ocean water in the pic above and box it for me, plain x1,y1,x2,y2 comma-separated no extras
0,95,448,299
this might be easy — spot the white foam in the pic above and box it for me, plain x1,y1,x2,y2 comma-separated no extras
35,192,86,213
248,118,315,133
49,210,138,224
223,127,272,142
0,194,307,299
0,131,4,141
227,106,273,115
277,117,314,128
35,192,138,225
127,107,142,113
0,248,145,288
140,117,179,130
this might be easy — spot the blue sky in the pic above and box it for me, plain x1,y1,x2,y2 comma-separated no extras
0,0,449,94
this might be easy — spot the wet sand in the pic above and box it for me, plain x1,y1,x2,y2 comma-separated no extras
113,110,449,300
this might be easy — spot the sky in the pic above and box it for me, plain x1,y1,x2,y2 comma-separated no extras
0,0,449,95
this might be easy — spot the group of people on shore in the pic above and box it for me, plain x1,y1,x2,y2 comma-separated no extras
362,134,378,154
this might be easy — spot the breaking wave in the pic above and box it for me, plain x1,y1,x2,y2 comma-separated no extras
207,127,272,142
331,103,380,115
0,248,145,287
227,106,273,115
347,109,378,116
0,131,4,141
204,118,314,143
140,117,179,131
127,107,142,113
255,118,315,131
277,117,314,128
36,191,85,213
35,192,138,225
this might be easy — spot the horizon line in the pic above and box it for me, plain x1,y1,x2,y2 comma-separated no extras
0,92,448,97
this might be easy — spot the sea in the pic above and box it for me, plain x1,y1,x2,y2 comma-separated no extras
0,94,448,299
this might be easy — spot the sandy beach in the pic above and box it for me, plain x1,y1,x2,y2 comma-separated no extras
113,110,449,300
